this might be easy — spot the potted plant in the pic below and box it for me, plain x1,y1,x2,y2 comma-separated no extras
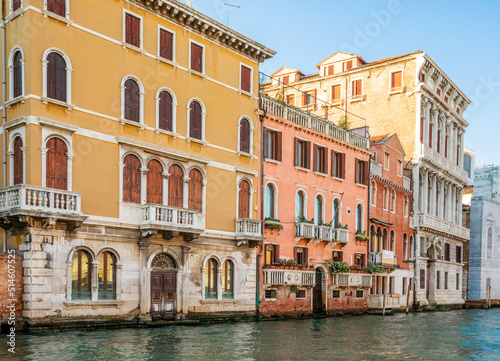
265,217,284,230
365,263,384,274
325,260,350,274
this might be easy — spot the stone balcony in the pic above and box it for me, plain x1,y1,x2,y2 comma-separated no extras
263,268,315,287
236,218,263,247
421,144,468,184
295,222,315,241
371,161,383,177
367,294,402,309
315,225,333,246
333,228,349,244
141,204,205,241
332,273,372,288
0,184,86,230
369,251,397,270
416,213,470,240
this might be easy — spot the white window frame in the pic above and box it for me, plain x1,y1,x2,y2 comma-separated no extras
239,63,253,95
397,159,403,177
157,25,176,65
331,83,342,105
383,186,389,210
389,69,404,93
296,189,308,221
41,127,75,191
351,77,363,101
122,10,144,52
7,46,25,104
264,181,278,219
355,202,365,233
236,175,254,219
384,152,390,171
43,0,70,20
9,0,23,17
332,197,342,227
8,129,26,186
41,47,73,109
237,115,254,156
120,75,145,128
155,87,177,135
189,39,206,75
314,193,326,225
186,98,207,143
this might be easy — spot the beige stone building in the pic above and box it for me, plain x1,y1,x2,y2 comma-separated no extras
263,51,471,306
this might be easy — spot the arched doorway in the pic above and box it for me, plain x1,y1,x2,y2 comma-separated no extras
150,253,177,320
313,268,324,313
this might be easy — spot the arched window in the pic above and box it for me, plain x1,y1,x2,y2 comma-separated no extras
168,164,184,208
189,100,203,140
409,235,414,259
376,227,382,252
488,227,493,258
98,251,116,300
315,195,323,225
47,52,67,102
158,90,173,132
13,50,22,98
356,204,364,233
238,180,251,218
72,249,91,300
13,137,23,185
265,183,276,219
390,230,396,252
123,154,141,204
188,168,203,212
124,78,140,122
383,229,388,250
222,260,234,299
333,198,341,228
46,137,68,190
404,195,409,217
383,186,389,210
205,258,218,299
239,118,251,154
403,233,408,261
147,159,163,204
296,191,305,221
371,180,377,206
391,189,396,212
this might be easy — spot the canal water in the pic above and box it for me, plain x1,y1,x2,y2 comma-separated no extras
2,309,499,361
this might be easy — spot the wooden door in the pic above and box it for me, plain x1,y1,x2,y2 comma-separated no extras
313,269,323,312
188,169,203,212
46,138,67,190
151,271,177,320
13,137,23,185
168,165,183,208
238,180,250,218
147,159,163,204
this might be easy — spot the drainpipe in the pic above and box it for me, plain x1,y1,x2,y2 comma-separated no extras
2,0,7,188
367,160,372,263
256,94,265,311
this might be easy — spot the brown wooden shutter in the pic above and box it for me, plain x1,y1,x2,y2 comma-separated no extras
158,91,173,131
123,154,141,204
189,101,202,139
304,248,309,266
274,244,280,263
437,130,441,153
168,165,184,208
124,79,140,122
313,144,318,172
341,153,346,179
294,138,299,167
191,43,203,72
302,92,308,107
275,131,282,162
347,60,353,70
46,138,67,191
238,180,250,218
13,51,22,98
429,124,433,148
48,0,65,17
146,159,163,204
332,85,340,101
420,117,424,143
263,128,269,159
313,89,317,110
159,29,173,61
241,65,251,93
125,14,141,47
364,160,369,185
13,137,23,185
13,0,21,11
327,65,334,76
445,136,448,158
331,150,335,177
188,169,203,212
47,52,67,102
293,247,298,263
323,148,328,174
239,118,251,153
304,141,311,169
283,75,289,84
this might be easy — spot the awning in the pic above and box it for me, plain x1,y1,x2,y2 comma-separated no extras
370,218,392,227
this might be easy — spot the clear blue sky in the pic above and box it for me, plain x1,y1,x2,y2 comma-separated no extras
193,0,500,167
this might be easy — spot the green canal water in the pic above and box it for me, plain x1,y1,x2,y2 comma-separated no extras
2,309,500,361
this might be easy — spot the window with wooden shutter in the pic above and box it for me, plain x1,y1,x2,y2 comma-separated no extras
13,137,23,185
282,75,289,84
391,71,402,90
346,60,353,70
189,101,203,140
46,138,67,191
159,28,174,61
445,136,448,158
437,129,441,153
13,51,22,98
188,169,203,212
238,180,250,218
158,91,173,131
124,79,140,122
190,42,203,73
12,0,21,12
125,13,141,48
332,85,341,102
327,65,334,76
168,164,184,208
239,118,251,154
147,159,163,204
429,124,433,148
47,0,65,17
444,243,450,261
456,246,462,264
352,79,362,97
123,154,141,204
47,52,67,102
241,65,251,93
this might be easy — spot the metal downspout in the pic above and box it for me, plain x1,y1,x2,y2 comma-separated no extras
2,0,7,188
256,94,265,311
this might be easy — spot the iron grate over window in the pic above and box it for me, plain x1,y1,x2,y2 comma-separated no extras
356,290,364,298
265,289,277,299
332,290,341,298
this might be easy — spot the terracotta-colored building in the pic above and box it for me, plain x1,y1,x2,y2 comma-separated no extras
258,95,372,316
367,134,414,311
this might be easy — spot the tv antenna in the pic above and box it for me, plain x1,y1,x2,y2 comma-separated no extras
224,3,240,31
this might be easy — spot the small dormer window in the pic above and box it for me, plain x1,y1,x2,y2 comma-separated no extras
343,60,353,72
282,75,290,84
325,64,334,76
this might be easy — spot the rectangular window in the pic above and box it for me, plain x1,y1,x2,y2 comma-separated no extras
326,65,334,76
125,13,141,48
391,71,402,90
282,75,289,84
263,128,282,162
355,159,369,185
402,278,407,295
355,253,365,268
332,290,341,298
444,95,449,103
356,290,364,298
190,42,204,73
313,145,328,174
456,246,462,263
13,0,21,12
346,60,353,70
294,138,311,169
436,271,441,289
286,94,295,106
444,243,450,261
384,153,390,170
159,28,174,61
294,247,308,266
296,290,307,299
444,272,448,290
332,251,343,262
456,273,460,290
331,151,345,179
437,129,441,153
48,0,65,17
419,70,426,83
397,160,403,177
303,90,317,110
240,65,252,93
429,123,433,148
420,269,425,289
265,244,279,265
265,289,277,299
352,79,362,98
332,84,341,102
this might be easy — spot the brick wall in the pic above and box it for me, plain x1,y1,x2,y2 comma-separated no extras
0,254,23,322
259,288,312,317
327,288,367,314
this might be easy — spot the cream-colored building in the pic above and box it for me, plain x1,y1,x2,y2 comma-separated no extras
264,51,470,306
0,0,274,328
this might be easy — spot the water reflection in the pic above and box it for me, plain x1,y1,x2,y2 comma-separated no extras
1,309,499,361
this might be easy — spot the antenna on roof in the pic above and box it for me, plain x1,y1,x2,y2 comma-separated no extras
224,3,240,31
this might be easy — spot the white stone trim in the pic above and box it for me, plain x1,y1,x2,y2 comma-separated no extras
120,75,145,126
237,115,254,156
236,174,254,219
155,87,177,134
188,39,205,75
122,9,143,49
42,47,73,106
43,0,70,19
157,24,176,64
186,97,206,141
264,181,278,219
41,125,74,190
8,128,26,186
8,46,25,101
296,188,308,220
239,62,253,95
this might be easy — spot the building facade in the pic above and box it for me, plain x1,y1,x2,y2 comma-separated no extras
263,51,471,306
258,95,372,317
0,0,274,328
469,165,500,301
367,134,414,311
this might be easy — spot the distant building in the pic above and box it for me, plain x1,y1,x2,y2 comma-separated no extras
463,147,476,185
469,165,500,301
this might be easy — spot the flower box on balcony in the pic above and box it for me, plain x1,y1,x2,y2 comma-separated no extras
264,217,283,230
355,235,370,241
298,218,314,224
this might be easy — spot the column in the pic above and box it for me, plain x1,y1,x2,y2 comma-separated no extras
457,188,463,225
141,168,148,204
162,172,170,205
451,184,456,223
138,240,150,315
423,170,429,214
183,176,190,209
439,179,445,219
